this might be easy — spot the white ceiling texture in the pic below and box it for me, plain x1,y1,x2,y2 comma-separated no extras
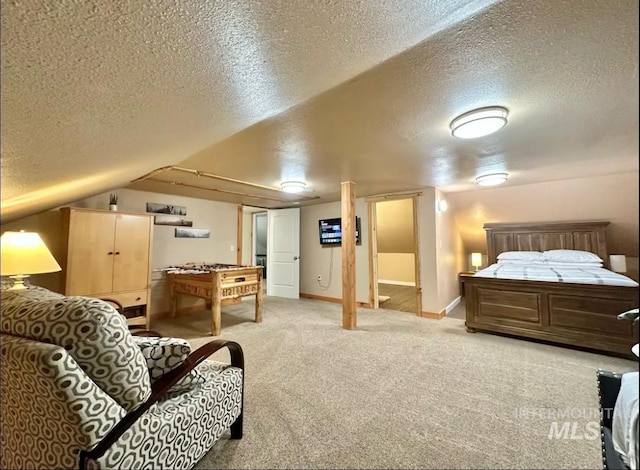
1,0,638,221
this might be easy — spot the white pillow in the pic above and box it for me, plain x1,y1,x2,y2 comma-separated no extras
497,260,546,265
543,249,602,264
542,261,603,268
497,251,544,262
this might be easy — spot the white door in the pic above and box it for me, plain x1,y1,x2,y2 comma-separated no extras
267,208,300,298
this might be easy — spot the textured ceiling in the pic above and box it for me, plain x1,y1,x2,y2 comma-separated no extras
1,0,638,222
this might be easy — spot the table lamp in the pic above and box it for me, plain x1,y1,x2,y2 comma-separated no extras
1,230,61,290
609,254,627,273
471,252,483,271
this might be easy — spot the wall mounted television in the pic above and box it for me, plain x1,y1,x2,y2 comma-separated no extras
318,217,361,246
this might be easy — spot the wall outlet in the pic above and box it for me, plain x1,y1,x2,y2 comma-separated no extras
230,244,235,252
317,275,322,281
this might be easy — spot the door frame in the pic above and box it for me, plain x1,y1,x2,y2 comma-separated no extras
237,205,268,267
366,192,422,316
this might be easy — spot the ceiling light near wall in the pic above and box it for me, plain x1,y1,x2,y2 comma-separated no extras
476,173,508,186
280,181,307,193
450,106,508,139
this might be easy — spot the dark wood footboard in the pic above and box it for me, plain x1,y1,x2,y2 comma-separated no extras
464,276,638,357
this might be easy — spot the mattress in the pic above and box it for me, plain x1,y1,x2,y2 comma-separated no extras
474,263,639,287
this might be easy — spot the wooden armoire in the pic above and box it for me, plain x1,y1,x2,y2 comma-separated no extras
55,207,154,328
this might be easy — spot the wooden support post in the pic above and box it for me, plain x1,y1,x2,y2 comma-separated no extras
341,181,357,330
236,205,243,265
211,270,222,336
168,273,178,318
255,268,263,323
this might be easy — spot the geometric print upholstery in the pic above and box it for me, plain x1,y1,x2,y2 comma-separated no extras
93,361,243,470
0,286,244,470
0,334,127,470
1,333,244,470
0,287,151,411
132,336,206,393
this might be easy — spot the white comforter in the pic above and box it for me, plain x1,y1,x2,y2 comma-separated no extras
474,264,639,287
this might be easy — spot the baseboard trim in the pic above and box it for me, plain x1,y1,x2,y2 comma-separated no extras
445,296,462,315
420,309,446,320
300,292,371,308
152,298,241,320
378,280,416,287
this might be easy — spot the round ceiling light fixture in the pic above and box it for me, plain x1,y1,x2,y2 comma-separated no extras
450,106,508,139
475,172,508,186
280,180,307,193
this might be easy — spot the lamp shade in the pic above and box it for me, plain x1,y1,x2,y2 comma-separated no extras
1,231,61,276
471,252,483,268
609,254,627,273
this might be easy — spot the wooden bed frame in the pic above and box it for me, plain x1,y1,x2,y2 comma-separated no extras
464,221,639,357
166,264,263,336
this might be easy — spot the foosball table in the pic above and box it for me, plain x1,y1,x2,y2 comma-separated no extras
165,263,263,336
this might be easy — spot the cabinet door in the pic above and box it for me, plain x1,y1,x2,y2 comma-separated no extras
66,211,116,295
112,214,151,292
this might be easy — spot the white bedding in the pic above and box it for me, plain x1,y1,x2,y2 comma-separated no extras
474,263,639,287
612,372,639,470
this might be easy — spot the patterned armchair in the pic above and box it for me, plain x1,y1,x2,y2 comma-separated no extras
0,286,244,470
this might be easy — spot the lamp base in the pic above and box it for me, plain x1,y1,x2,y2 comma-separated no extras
7,274,30,290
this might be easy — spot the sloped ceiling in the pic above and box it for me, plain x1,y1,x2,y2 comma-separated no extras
1,0,638,223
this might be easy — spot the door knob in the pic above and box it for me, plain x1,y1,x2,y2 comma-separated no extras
293,256,300,261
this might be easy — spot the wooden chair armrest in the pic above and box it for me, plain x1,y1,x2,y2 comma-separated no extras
79,340,244,469
99,298,125,315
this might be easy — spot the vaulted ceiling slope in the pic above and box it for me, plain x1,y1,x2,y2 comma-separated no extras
2,1,638,222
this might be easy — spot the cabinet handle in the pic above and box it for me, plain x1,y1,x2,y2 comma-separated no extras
107,252,114,255
136,297,141,301
115,252,121,255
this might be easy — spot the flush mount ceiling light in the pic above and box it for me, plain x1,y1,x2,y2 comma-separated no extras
476,172,508,186
280,181,307,193
450,106,508,139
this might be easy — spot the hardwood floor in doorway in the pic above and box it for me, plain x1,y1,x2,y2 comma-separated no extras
378,283,416,314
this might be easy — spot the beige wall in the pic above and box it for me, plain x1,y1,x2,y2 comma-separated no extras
447,171,640,279
414,189,465,315
377,253,415,284
3,188,239,314
3,185,465,317
417,189,438,313
376,199,414,253
300,199,370,303
435,189,465,312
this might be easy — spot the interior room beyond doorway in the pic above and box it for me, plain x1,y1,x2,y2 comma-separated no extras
375,198,418,315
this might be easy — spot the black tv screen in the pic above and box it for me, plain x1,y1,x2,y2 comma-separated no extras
318,217,361,246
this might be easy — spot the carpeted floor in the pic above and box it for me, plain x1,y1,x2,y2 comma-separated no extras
154,296,637,469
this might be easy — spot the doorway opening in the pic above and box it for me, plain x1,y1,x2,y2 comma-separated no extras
239,206,268,292
367,194,421,315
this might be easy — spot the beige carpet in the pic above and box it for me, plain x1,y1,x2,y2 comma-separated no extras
154,296,637,469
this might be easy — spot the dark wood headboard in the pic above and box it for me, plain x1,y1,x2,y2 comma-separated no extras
484,221,610,267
